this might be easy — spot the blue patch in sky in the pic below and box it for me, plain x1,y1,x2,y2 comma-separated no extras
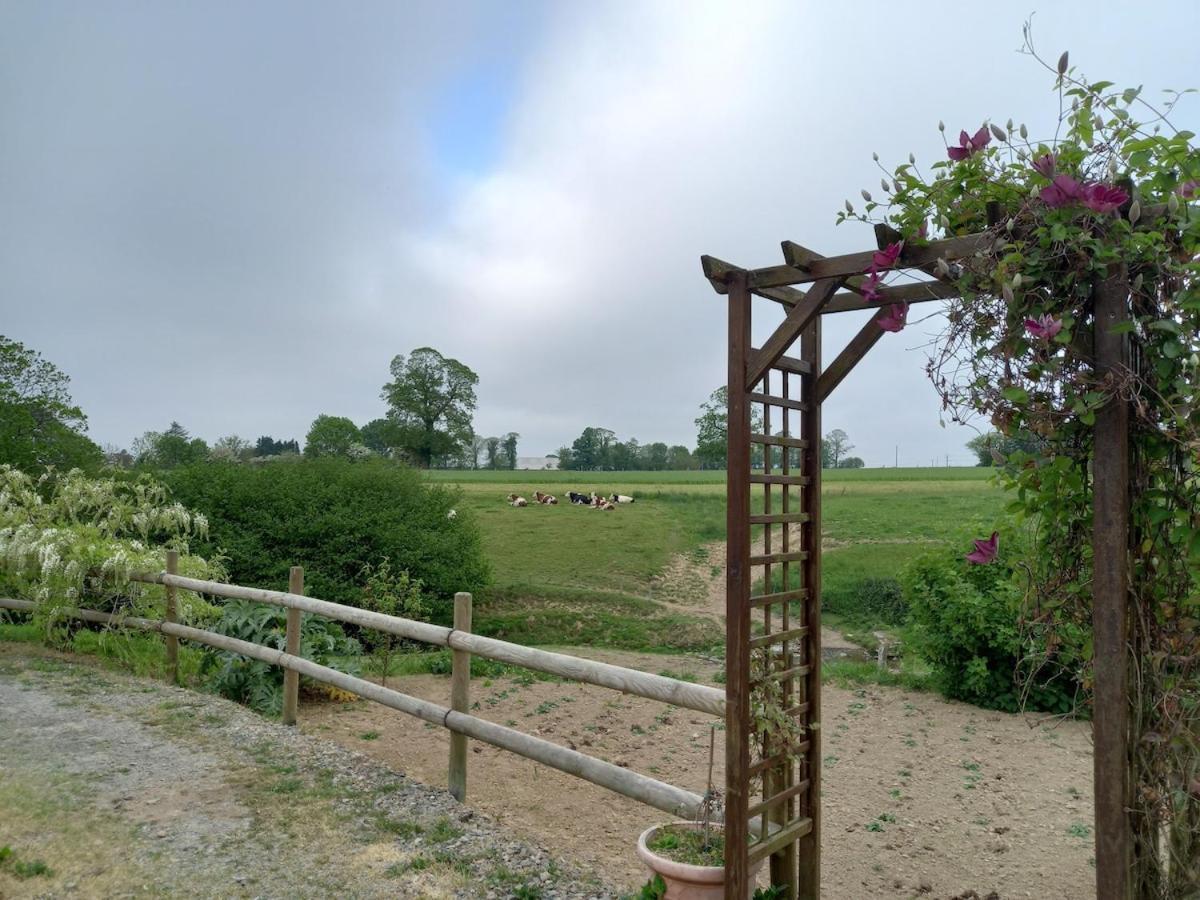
429,59,518,174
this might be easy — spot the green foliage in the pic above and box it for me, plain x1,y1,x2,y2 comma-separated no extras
902,540,1077,714
304,414,364,459
694,387,727,469
202,600,360,715
0,335,102,473
381,347,478,468
133,422,209,468
359,559,430,680
0,846,53,880
0,466,222,628
646,826,724,867
822,577,906,627
162,458,488,624
964,430,1045,466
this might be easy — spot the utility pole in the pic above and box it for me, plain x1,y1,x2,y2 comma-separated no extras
894,445,898,468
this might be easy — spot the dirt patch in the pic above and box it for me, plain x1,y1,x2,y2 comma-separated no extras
307,648,1097,899
0,648,618,899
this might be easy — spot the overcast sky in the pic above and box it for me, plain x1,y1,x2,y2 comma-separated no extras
4,1,1198,466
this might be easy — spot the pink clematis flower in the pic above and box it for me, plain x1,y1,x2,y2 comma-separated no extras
872,242,902,270
877,302,909,333
965,532,1000,565
917,220,928,240
1040,174,1083,208
1025,313,1063,341
947,126,991,161
1081,183,1128,214
1177,179,1199,200
1031,153,1057,178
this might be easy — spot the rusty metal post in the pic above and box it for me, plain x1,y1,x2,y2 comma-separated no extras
724,269,752,899
1092,266,1133,900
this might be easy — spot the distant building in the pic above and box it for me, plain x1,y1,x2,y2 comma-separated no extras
516,455,559,471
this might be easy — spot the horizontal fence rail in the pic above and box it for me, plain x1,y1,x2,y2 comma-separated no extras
0,596,705,820
131,571,726,718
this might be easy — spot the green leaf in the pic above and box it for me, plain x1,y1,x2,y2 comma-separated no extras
1002,387,1029,404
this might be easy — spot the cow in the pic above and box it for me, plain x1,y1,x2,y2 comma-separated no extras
567,491,590,505
533,490,558,505
610,494,635,504
506,493,528,507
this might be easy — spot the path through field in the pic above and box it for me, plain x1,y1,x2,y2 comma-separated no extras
306,648,1098,899
0,648,617,899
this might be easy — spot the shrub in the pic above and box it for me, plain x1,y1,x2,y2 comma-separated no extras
901,536,1077,714
203,599,360,715
822,577,906,626
162,458,489,624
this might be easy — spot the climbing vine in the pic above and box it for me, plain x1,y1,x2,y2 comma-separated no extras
838,27,1199,897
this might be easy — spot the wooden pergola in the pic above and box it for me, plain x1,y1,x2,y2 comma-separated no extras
701,224,1132,900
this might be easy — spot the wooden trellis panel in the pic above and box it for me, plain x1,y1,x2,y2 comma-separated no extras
724,271,822,899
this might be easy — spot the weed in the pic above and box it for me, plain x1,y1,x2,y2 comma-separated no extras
1068,822,1091,839
427,818,463,844
359,731,380,741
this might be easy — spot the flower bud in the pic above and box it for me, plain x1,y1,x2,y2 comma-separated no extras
1168,192,1180,213
845,200,854,214
861,189,872,202
1019,123,1028,139
936,258,950,277
1006,217,1015,231
893,179,900,193
938,120,945,132
1002,284,1015,304
938,214,949,229
1057,50,1069,75
990,124,1007,142
881,178,890,193
909,153,916,165
1129,200,1141,223
872,152,879,162
1006,118,1014,131
1133,273,1144,291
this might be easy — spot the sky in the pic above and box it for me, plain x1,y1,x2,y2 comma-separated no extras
3,1,1199,467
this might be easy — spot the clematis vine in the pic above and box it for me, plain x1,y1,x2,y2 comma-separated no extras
947,126,991,161
1037,171,1127,214
877,302,909,333
1031,153,1056,178
965,532,999,565
860,241,903,318
1024,313,1063,341
1039,174,1083,207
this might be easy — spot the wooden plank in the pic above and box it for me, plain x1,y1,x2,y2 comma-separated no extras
755,231,993,287
281,566,303,726
816,312,889,404
164,550,179,684
747,277,844,386
748,781,811,819
753,663,812,682
751,433,808,449
749,550,809,565
798,319,822,898
705,254,806,305
823,279,958,314
1091,266,1133,900
749,817,814,865
748,393,809,412
724,269,754,900
750,512,809,525
449,591,472,801
749,591,808,611
749,473,810,486
749,741,811,778
133,572,725,717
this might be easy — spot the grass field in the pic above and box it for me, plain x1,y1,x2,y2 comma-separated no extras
425,468,1005,651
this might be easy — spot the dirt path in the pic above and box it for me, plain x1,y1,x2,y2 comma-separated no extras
307,648,1098,899
0,648,618,899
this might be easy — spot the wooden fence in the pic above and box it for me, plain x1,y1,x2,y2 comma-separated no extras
0,558,727,824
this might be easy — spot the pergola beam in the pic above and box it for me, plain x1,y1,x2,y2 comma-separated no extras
747,277,844,387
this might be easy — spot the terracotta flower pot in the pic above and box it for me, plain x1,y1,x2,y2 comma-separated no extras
636,823,763,900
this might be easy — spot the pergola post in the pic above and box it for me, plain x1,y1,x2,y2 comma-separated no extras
1092,266,1133,900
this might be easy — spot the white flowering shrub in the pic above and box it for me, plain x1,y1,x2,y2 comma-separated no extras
0,465,224,631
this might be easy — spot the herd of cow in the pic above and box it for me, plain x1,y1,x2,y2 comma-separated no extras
506,491,636,510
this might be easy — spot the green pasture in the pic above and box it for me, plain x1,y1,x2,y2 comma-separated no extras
428,467,1004,650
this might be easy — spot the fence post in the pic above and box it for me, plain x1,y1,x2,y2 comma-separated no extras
164,550,179,684
282,566,304,726
449,591,472,801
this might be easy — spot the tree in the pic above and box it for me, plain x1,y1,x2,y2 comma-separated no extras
381,348,478,468
0,335,102,473
210,435,252,462
470,434,488,470
824,429,853,468
837,456,865,469
360,418,404,456
668,445,694,470
566,427,616,470
304,415,361,458
254,436,299,457
644,442,669,471
501,432,519,470
965,430,1045,466
694,387,728,469
134,422,208,469
484,437,501,469
359,559,429,686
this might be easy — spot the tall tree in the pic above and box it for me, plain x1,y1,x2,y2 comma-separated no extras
304,415,361,458
668,445,694,470
254,435,298,457
381,348,478,468
210,434,252,462
484,437,501,470
0,335,102,472
824,429,853,468
501,432,519,470
134,422,208,468
694,387,764,469
567,427,616,470
361,418,404,456
644,441,670,471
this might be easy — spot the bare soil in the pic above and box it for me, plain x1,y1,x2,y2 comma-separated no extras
306,648,1098,899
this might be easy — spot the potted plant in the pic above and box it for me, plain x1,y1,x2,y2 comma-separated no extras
634,727,767,899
